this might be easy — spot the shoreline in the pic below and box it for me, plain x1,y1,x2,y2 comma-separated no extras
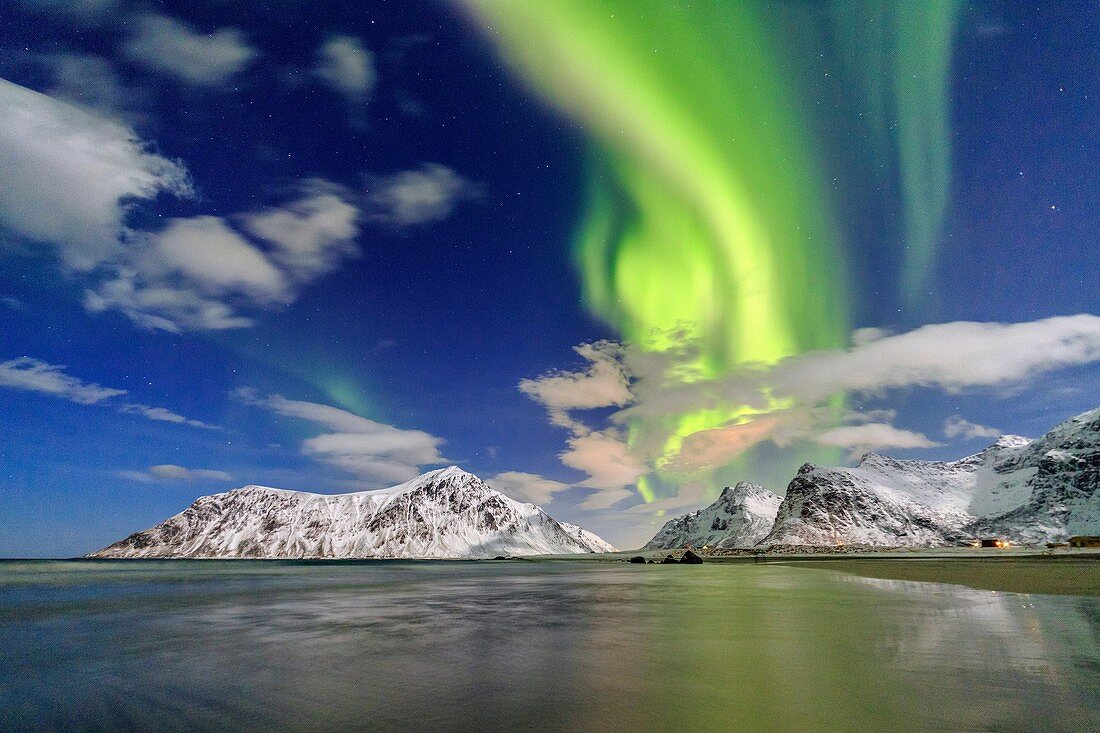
602,547,1100,597
7,548,1100,598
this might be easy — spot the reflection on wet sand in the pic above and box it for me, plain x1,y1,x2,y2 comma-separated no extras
1,561,1097,732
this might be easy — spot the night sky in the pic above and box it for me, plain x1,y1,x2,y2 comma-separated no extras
1,0,1097,556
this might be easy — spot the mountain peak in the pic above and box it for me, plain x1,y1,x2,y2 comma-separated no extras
992,435,1032,450
645,481,782,550
91,465,614,559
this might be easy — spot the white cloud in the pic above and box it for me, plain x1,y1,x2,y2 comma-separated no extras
0,357,216,429
0,78,191,271
235,389,447,485
241,181,360,280
84,274,257,332
84,184,361,332
119,404,218,430
815,423,941,454
522,314,1100,502
123,13,257,86
0,81,363,334
519,341,631,430
578,486,636,512
519,342,645,502
944,415,1002,440
775,315,1100,402
0,357,125,404
487,471,570,505
314,36,376,101
851,326,892,347
367,164,480,226
140,216,290,301
561,431,646,490
119,464,232,483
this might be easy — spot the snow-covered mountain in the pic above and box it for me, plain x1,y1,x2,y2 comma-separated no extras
762,408,1100,547
90,466,616,559
644,482,782,549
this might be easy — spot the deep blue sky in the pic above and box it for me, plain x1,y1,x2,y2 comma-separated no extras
1,1,1097,556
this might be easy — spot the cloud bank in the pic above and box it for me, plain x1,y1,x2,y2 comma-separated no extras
521,314,1100,506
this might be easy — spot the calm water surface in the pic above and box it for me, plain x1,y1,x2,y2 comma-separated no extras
1,560,1097,732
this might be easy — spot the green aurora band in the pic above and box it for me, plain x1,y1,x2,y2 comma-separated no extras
465,1,957,501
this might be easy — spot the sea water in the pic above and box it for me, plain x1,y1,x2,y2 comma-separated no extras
1,560,1097,732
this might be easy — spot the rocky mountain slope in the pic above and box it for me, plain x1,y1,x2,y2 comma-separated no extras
90,466,616,558
762,407,1100,547
644,482,782,549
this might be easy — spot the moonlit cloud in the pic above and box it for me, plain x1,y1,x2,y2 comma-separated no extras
487,471,570,505
944,415,1002,440
119,404,219,430
0,357,215,429
85,184,361,332
140,216,290,301
367,164,481,226
118,464,233,483
815,423,941,455
314,36,376,102
0,357,125,404
123,13,257,86
234,388,448,485
523,314,1100,500
519,341,632,430
0,78,191,271
241,181,360,280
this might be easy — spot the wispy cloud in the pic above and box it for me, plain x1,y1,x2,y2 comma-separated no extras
123,13,257,87
943,415,1002,440
487,471,570,505
0,357,125,404
367,164,481,226
118,464,232,483
241,180,360,281
0,356,215,429
119,404,219,430
519,341,631,431
234,388,447,485
314,36,376,102
519,341,643,509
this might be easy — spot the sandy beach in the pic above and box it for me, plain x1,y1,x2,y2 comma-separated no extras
586,548,1100,597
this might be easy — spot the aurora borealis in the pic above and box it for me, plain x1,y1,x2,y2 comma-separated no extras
1,0,1098,554
465,0,960,502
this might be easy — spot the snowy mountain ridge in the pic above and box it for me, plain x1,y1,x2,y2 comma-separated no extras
646,407,1099,549
763,407,1099,547
644,482,782,549
90,466,615,558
